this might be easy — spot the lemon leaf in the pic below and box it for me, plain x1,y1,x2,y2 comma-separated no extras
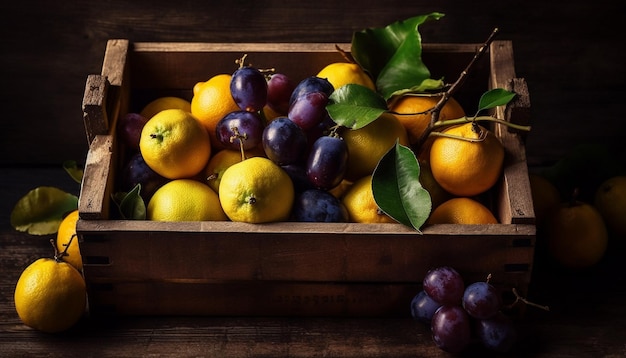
327,84,388,129
372,141,431,232
113,184,146,220
10,187,78,235
63,160,84,184
477,88,517,113
351,13,445,100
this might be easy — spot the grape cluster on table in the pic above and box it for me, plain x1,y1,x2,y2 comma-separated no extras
411,266,518,354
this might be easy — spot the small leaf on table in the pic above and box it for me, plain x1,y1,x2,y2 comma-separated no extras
10,186,78,235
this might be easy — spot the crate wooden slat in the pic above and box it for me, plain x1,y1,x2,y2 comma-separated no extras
77,39,535,317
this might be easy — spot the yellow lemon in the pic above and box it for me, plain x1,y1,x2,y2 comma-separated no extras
147,179,227,221
14,258,86,333
340,113,410,181
427,197,498,225
429,123,504,197
545,201,608,269
316,62,376,91
594,175,626,239
191,74,241,149
390,95,466,145
204,147,266,193
219,157,294,223
55,210,82,272
139,96,192,120
139,109,211,179
342,175,396,224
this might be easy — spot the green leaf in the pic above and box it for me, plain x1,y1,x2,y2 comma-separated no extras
63,160,83,184
387,78,446,99
477,88,517,113
351,13,445,100
10,187,78,235
372,141,432,231
113,184,146,220
327,84,389,129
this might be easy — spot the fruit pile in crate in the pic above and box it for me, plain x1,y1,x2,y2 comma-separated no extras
77,13,535,321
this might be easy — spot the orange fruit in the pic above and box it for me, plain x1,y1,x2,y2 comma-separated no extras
429,122,504,197
14,257,86,333
139,109,211,179
55,210,82,271
342,175,396,224
340,113,410,181
419,160,452,210
191,74,241,149
528,173,561,225
147,179,227,221
139,96,191,120
594,175,626,239
390,95,465,145
545,201,608,269
426,197,498,225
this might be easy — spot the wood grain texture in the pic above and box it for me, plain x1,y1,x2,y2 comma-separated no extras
0,1,624,166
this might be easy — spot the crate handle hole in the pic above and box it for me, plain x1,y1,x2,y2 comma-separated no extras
504,263,530,272
85,256,110,265
512,238,532,247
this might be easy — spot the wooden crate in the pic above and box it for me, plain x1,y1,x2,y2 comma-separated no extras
77,39,535,317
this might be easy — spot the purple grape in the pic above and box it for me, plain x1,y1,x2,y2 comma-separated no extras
410,290,441,324
423,266,465,305
262,117,308,165
289,76,334,106
215,110,264,151
266,73,296,114
462,281,502,319
288,91,329,131
117,112,148,151
281,164,314,193
475,312,517,353
121,152,168,202
230,66,268,112
292,189,348,222
431,305,471,354
306,135,348,190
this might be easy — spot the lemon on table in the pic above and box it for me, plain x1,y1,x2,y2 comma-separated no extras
55,210,82,271
390,95,466,145
342,175,396,224
191,74,241,149
529,173,561,225
594,175,626,239
426,197,498,225
147,179,227,221
140,108,211,179
139,96,191,120
316,62,376,91
340,113,410,181
545,201,608,269
219,157,294,223
14,257,86,333
429,122,504,197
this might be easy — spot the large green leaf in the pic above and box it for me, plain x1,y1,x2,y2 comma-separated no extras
327,84,389,129
10,186,78,235
351,13,445,100
372,141,431,232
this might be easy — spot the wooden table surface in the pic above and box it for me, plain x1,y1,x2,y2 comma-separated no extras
2,169,626,357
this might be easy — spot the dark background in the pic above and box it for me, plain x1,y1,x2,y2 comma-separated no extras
1,1,624,167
